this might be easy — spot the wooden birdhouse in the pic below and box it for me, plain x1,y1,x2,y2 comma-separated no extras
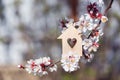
57,24,82,56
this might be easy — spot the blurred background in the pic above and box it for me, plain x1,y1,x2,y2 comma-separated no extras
0,0,120,80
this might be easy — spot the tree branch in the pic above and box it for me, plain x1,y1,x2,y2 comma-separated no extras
104,0,114,15
87,0,114,39
84,0,114,57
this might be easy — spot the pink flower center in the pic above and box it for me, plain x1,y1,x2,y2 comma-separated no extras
40,63,46,71
87,2,102,19
31,62,37,69
93,42,99,47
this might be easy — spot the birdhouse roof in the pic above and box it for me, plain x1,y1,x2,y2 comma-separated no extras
57,25,81,39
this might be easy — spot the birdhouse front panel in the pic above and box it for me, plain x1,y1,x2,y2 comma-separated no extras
62,36,82,56
58,25,82,57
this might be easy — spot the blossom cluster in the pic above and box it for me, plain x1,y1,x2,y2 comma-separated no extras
18,57,57,76
18,0,112,76
59,0,108,71
61,52,80,72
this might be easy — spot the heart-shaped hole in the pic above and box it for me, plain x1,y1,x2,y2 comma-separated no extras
67,38,77,48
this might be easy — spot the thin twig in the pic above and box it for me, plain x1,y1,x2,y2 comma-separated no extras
104,0,114,15
54,60,61,65
47,60,61,68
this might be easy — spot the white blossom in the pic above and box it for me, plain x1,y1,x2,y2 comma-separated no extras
82,39,93,50
89,28,104,43
61,52,80,72
88,42,99,52
24,57,57,76
101,16,108,23
90,37,99,43
98,0,104,6
65,21,76,28
49,65,57,72
38,71,48,76
80,54,94,63
78,14,98,33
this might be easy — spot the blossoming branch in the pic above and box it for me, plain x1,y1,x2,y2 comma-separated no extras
18,0,114,77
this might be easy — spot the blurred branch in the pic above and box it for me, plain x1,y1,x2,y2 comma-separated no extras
67,0,78,21
104,0,114,15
